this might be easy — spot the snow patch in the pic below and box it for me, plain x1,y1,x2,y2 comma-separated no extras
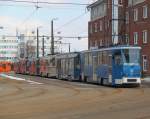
0,74,25,81
0,73,43,85
26,80,43,85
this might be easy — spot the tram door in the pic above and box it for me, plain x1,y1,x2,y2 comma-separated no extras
112,50,122,84
57,59,61,79
92,56,98,82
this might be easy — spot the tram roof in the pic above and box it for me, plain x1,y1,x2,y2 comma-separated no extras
56,52,79,59
82,46,141,53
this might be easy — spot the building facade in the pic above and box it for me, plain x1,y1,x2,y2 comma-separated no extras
0,36,18,62
88,0,150,76
17,30,53,59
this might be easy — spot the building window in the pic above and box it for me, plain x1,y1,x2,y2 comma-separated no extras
134,32,138,45
134,9,138,21
143,5,148,19
143,55,148,71
95,40,98,47
126,12,129,24
100,39,103,46
142,30,148,44
125,34,129,44
94,23,98,32
90,24,93,34
99,21,102,31
120,0,123,4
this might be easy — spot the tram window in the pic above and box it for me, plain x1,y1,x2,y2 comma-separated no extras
85,53,89,65
123,50,129,63
76,56,80,65
108,55,112,66
103,51,108,64
50,58,55,66
115,56,121,65
102,52,104,64
98,52,102,65
89,53,92,65
113,51,122,65
70,59,74,70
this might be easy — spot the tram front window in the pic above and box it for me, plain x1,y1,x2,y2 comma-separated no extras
122,49,140,64
114,50,122,65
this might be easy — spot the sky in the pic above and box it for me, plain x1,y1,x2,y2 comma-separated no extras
0,0,95,52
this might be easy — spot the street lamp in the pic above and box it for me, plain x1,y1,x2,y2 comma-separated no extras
51,18,58,55
42,35,45,57
36,26,42,58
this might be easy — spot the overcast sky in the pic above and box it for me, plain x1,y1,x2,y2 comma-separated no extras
0,0,95,52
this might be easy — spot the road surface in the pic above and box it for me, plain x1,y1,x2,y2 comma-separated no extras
0,73,150,119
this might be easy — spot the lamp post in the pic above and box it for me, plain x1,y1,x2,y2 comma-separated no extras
36,26,43,58
36,26,42,75
51,18,58,55
42,35,45,56
36,27,39,58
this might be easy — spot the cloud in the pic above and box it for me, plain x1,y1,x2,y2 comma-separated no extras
0,15,44,34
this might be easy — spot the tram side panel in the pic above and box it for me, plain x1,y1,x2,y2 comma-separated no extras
47,55,57,78
13,62,18,73
39,58,46,77
56,53,81,81
80,50,113,85
30,59,37,75
80,52,93,82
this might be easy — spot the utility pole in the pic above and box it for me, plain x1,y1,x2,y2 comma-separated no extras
42,35,45,57
60,42,71,53
37,27,39,58
51,18,58,55
69,43,71,53
51,20,54,55
36,27,39,75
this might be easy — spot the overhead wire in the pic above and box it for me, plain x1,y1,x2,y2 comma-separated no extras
0,35,88,39
0,3,32,7
19,8,38,26
0,0,89,6
0,0,89,41
0,3,86,11
55,10,89,31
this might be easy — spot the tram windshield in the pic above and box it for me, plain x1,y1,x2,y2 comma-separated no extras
122,49,140,64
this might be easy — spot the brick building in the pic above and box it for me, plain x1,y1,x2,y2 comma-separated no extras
88,0,150,76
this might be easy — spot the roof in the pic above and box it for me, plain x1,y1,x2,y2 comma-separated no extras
56,52,79,59
87,0,105,9
81,46,141,53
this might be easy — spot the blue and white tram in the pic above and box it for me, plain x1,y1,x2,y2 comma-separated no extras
80,46,141,86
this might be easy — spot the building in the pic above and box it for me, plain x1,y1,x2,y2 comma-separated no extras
17,30,57,59
127,0,150,76
0,36,18,62
88,0,150,76
18,34,26,59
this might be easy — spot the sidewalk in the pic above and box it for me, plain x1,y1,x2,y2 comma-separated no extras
143,77,150,82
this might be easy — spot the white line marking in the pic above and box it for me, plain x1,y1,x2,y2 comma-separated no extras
26,80,43,85
0,73,43,85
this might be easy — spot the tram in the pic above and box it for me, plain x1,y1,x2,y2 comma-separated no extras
14,46,142,87
80,46,141,86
